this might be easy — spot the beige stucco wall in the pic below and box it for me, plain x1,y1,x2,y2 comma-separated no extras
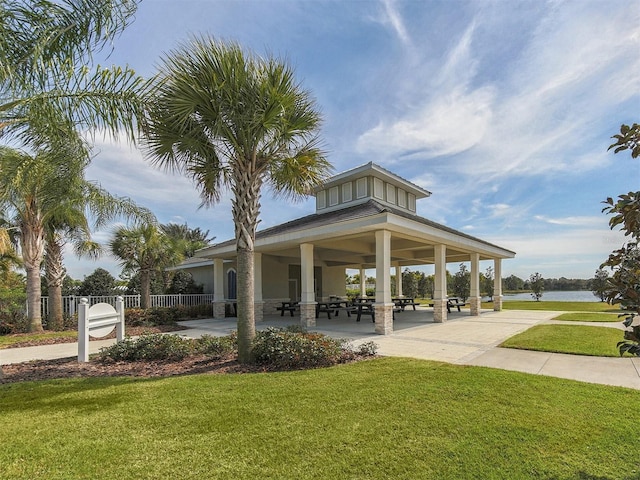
320,266,347,300
262,254,289,299
188,265,214,293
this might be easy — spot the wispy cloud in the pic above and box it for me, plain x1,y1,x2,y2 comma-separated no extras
357,1,640,180
379,0,412,48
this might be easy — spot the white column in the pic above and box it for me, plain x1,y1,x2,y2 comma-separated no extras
374,230,393,334
493,258,503,311
300,243,316,327
360,267,366,298
254,252,263,321
433,244,447,322
395,264,403,297
213,258,225,319
470,253,481,316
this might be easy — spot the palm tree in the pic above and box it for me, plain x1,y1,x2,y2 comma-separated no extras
161,223,214,258
109,224,184,309
142,37,330,362
0,145,84,331
44,182,155,329
0,0,147,144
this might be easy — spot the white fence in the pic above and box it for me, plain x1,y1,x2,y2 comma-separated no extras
39,294,215,319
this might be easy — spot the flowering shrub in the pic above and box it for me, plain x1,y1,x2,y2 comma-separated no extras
251,327,377,369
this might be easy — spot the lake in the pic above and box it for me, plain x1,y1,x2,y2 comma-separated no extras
503,290,600,302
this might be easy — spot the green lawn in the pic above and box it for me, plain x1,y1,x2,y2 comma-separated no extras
501,324,625,357
552,312,622,322
0,330,77,348
1,358,639,479
499,300,618,312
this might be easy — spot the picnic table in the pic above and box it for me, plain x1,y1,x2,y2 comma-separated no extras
276,301,298,317
316,300,354,319
392,297,421,311
427,297,467,313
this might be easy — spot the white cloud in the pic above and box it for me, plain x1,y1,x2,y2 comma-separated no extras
380,0,412,48
533,215,605,228
486,227,627,278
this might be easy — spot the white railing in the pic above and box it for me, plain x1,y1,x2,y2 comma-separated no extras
39,294,215,318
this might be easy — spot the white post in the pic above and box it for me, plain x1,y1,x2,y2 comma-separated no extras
395,264,403,297
433,245,447,322
360,267,367,298
494,258,503,311
116,296,125,342
77,298,90,363
374,230,393,334
470,253,481,316
300,243,316,328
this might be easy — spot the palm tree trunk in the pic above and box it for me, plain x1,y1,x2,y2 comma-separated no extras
233,167,261,364
140,269,151,309
236,247,255,363
21,220,45,332
45,238,66,330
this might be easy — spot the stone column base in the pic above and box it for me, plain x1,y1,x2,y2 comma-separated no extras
469,297,481,316
493,295,503,311
374,303,394,335
254,301,264,322
299,302,317,329
433,299,448,323
213,301,226,319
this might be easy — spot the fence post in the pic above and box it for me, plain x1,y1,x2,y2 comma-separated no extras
77,298,90,363
69,295,76,317
116,296,125,342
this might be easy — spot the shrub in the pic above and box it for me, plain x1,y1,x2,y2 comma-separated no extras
146,307,179,325
251,327,349,369
98,333,193,362
356,341,378,356
0,310,29,334
124,308,150,327
194,334,236,358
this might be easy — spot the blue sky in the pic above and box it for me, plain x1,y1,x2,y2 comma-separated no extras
73,0,639,282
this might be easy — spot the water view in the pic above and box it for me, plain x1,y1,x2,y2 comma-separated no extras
503,291,600,302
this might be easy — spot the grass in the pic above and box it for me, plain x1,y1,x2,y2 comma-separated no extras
501,324,625,357
552,312,622,322
1,358,639,479
0,330,77,348
498,300,619,312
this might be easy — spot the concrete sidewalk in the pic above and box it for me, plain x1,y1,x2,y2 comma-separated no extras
2,309,639,390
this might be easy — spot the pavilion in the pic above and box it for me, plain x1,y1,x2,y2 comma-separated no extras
182,162,515,334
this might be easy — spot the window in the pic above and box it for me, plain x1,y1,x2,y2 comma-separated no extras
342,182,352,202
373,178,384,199
397,189,407,208
386,183,396,204
329,186,339,206
316,190,326,210
356,178,367,198
408,193,416,211
227,269,237,299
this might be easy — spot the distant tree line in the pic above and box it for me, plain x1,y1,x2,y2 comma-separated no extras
347,269,596,301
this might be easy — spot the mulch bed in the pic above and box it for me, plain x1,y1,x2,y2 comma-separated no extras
0,354,269,384
1,326,375,384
